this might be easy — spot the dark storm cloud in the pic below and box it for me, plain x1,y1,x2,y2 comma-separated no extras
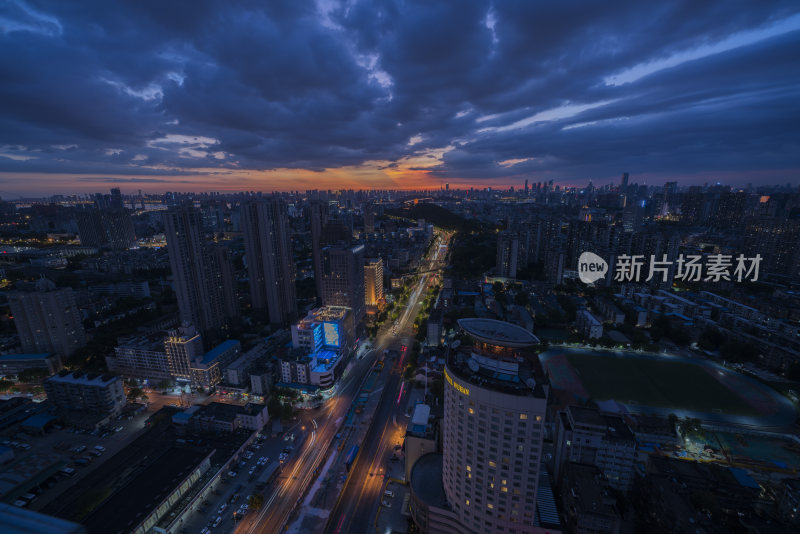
0,0,798,185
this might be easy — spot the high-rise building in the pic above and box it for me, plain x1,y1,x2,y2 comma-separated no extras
621,172,629,189
321,244,365,323
363,203,375,234
309,200,329,304
8,278,86,358
496,230,519,278
110,187,123,209
241,197,297,325
75,207,136,250
101,208,136,249
364,257,384,313
409,318,548,533
163,207,238,337
74,209,105,248
206,244,240,322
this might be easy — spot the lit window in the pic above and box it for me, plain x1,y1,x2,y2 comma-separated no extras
489,461,496,468
469,408,475,414
466,499,470,506
519,414,527,420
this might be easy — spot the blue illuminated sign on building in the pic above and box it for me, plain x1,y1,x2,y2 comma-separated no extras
323,321,340,348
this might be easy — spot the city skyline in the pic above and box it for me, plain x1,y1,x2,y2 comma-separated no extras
1,1,799,196
2,2,800,533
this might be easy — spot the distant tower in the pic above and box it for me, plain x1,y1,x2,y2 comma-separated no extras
363,202,375,234
524,179,529,196
445,183,449,191
110,187,123,209
621,172,629,189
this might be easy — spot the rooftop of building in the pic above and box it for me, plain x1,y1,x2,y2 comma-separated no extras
406,404,434,438
628,414,678,440
311,349,340,373
115,333,165,351
240,402,267,416
225,343,266,369
448,346,547,399
195,401,242,422
0,453,64,500
82,446,211,534
0,502,86,534
0,353,54,361
47,371,119,387
201,339,240,364
21,414,57,430
409,453,449,510
309,306,352,322
563,463,618,517
565,405,636,443
457,317,540,347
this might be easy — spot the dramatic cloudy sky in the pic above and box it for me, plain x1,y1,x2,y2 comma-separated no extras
1,0,798,195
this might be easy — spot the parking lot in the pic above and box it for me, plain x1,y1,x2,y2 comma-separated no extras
1,408,150,512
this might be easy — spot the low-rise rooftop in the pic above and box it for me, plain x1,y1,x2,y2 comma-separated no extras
410,453,449,510
201,339,240,365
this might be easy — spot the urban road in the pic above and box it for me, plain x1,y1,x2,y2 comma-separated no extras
238,231,450,534
325,232,450,534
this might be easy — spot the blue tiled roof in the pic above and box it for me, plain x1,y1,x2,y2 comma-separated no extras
202,339,239,364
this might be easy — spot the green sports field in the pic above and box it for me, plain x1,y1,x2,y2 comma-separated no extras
566,352,758,416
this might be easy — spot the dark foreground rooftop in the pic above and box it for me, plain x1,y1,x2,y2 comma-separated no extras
82,446,211,534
